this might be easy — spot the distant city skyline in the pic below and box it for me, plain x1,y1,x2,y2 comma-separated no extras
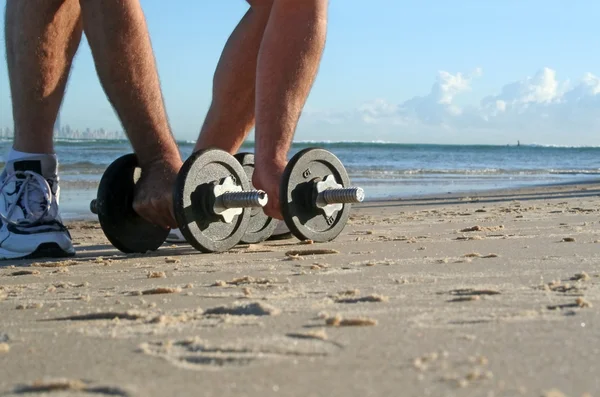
0,123,126,141
1,109,128,141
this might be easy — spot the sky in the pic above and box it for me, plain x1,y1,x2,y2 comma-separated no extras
0,0,598,146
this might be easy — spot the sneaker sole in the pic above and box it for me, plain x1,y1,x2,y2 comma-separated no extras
0,242,75,261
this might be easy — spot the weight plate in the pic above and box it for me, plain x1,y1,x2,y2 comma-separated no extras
233,152,278,244
95,153,169,253
173,149,251,253
280,148,351,243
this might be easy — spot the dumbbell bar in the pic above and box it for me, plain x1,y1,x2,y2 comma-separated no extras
89,180,267,224
314,175,365,216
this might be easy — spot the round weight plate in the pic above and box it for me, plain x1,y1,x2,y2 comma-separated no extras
173,149,251,253
280,148,351,243
233,153,278,244
96,153,169,253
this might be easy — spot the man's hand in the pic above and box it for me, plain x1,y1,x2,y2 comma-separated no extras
252,157,287,220
132,156,182,229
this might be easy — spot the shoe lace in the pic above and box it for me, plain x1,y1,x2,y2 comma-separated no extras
0,170,53,226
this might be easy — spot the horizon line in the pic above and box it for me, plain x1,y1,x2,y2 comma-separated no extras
1,137,598,149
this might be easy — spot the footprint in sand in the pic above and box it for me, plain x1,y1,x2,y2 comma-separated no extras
139,335,336,371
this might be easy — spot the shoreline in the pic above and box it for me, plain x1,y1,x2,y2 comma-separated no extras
2,137,600,148
364,178,600,203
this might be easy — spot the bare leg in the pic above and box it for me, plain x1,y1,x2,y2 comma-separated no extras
252,0,329,219
1,0,81,260
194,1,328,220
80,0,182,228
80,0,180,168
193,4,272,154
5,0,83,154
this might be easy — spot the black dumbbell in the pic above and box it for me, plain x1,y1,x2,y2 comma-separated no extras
172,149,268,253
229,148,364,243
280,148,364,243
228,148,364,244
90,153,168,253
91,149,268,254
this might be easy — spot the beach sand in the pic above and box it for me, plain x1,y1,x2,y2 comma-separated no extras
1,182,599,397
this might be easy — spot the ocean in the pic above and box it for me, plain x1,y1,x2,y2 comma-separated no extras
1,139,598,220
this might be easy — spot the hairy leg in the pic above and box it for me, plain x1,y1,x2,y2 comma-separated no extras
80,0,180,167
5,0,83,153
80,0,182,228
254,0,327,166
193,3,273,154
252,0,329,219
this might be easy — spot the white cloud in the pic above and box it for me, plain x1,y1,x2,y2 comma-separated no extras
398,68,482,123
480,68,569,116
299,67,600,145
561,72,600,105
358,99,400,124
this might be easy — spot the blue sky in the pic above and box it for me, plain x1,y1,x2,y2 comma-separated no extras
0,0,598,146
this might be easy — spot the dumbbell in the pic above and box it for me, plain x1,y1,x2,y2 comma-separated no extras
280,148,365,243
89,154,168,253
90,149,268,254
228,148,364,243
222,148,363,243
172,149,268,253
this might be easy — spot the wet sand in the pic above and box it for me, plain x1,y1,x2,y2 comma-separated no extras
1,182,599,397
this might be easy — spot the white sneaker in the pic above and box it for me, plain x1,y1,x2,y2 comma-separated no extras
0,155,75,260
